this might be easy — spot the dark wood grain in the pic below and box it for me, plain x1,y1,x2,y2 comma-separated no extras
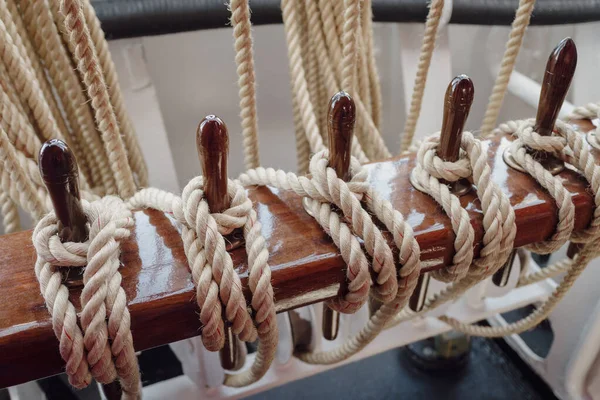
535,38,577,136
439,74,474,162
39,139,87,243
408,75,475,310
198,115,230,213
197,115,244,371
322,91,355,341
0,124,597,388
39,140,123,398
327,91,355,180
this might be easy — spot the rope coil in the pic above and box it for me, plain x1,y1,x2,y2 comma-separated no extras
33,196,140,398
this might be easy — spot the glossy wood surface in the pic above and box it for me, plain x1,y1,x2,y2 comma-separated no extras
327,91,355,180
439,75,474,162
198,115,230,212
0,123,597,388
40,140,123,398
39,139,87,242
535,38,577,136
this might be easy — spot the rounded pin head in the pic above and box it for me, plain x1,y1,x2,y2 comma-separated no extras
39,138,79,185
328,91,356,181
439,75,474,162
39,139,86,242
536,38,578,136
196,115,230,213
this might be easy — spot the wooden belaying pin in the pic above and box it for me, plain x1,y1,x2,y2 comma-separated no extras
504,38,577,175
321,91,355,341
197,115,245,371
408,75,474,312
39,139,123,400
498,39,577,286
438,74,474,196
39,139,88,243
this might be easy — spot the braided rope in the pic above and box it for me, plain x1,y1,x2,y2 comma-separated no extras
399,0,444,153
362,0,382,131
128,180,278,387
60,0,137,198
0,0,71,144
0,189,20,233
0,126,46,220
570,102,600,150
81,0,148,188
0,15,65,145
230,0,261,170
22,0,115,194
32,197,141,393
480,0,536,136
281,0,326,156
0,75,41,159
240,151,421,363
440,119,600,336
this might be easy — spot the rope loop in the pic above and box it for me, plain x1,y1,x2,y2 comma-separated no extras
416,134,471,181
412,131,515,282
506,118,600,252
32,196,140,397
176,176,252,235
307,149,398,306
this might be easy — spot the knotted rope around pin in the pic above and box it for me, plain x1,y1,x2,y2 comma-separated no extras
384,131,516,327
240,150,421,364
440,118,600,337
33,196,141,398
128,179,278,387
411,131,516,284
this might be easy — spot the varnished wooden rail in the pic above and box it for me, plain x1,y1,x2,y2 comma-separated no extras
0,119,597,388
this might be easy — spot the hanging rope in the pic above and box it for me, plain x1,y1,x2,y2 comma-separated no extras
480,0,536,137
399,0,445,153
230,0,262,170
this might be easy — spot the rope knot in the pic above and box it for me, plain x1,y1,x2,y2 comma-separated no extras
416,134,471,181
309,149,369,200
32,197,133,267
32,196,138,394
514,118,567,156
175,176,252,235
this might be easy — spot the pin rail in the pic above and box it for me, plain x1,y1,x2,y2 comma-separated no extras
0,122,597,388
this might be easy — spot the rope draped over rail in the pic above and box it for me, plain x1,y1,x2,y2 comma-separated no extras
2,0,600,397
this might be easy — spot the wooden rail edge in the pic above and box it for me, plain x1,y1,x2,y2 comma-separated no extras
0,120,597,387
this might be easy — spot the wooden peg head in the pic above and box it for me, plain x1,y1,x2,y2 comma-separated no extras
439,75,474,162
197,115,230,213
535,38,577,136
328,91,356,181
39,139,87,242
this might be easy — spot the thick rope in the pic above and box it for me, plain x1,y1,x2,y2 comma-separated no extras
399,0,444,153
0,189,20,233
81,0,148,188
60,0,137,198
230,0,261,170
480,0,536,137
128,180,278,387
20,0,109,192
32,197,142,394
0,126,46,220
281,0,326,156
239,151,421,363
570,102,600,149
440,119,600,336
